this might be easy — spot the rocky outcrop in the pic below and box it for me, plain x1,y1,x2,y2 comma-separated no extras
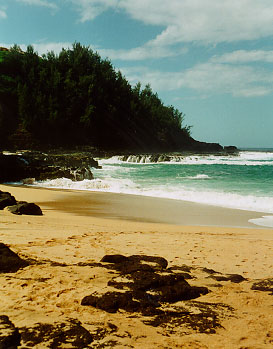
224,146,239,153
82,254,209,315
0,243,29,273
0,315,21,349
0,151,99,183
115,147,239,163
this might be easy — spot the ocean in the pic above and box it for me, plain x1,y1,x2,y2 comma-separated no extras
31,150,273,228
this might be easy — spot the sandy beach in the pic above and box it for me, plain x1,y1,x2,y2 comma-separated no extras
0,183,273,348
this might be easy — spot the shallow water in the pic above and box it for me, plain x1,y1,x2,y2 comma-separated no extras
30,150,273,228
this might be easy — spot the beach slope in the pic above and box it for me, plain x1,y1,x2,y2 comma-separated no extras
0,184,272,348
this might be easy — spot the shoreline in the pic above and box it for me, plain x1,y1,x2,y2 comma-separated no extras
1,184,273,348
1,183,271,229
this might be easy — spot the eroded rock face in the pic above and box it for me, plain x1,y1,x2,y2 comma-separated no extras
0,315,21,349
0,243,29,273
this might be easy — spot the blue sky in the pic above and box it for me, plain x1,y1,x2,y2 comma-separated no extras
1,0,273,148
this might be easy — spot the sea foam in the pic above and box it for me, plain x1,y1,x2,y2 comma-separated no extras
18,150,273,217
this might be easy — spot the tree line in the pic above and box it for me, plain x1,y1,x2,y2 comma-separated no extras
0,43,192,151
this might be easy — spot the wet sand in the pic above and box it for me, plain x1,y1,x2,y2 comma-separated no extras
5,184,269,228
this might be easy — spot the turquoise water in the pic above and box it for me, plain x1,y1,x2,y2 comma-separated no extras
35,150,273,227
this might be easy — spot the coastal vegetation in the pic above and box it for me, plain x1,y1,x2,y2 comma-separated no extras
0,43,196,152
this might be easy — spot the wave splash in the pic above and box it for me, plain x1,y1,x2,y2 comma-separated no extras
32,176,273,214
21,150,273,216
102,151,273,166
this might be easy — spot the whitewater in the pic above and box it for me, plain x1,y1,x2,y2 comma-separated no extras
31,150,273,228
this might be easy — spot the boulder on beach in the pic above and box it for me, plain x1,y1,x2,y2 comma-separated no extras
7,202,43,216
0,243,29,273
0,191,16,210
82,254,209,315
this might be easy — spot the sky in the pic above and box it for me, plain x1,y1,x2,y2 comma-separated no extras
1,0,273,148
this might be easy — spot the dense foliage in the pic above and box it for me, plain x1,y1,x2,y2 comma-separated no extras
0,43,192,151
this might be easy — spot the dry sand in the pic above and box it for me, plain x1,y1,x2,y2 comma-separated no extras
0,184,272,348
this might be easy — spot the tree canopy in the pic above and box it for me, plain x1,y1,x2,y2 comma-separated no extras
0,43,192,151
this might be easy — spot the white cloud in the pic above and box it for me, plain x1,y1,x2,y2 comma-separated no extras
211,50,273,64
66,1,273,62
16,0,58,10
0,42,72,55
99,45,187,61
69,0,118,22
121,63,273,97
70,0,273,44
121,0,273,45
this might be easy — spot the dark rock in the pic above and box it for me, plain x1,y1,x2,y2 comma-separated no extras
227,274,246,283
0,191,16,210
20,320,93,348
144,301,232,333
101,254,168,273
129,255,168,269
251,278,273,294
72,167,94,181
115,261,155,274
101,254,129,264
37,167,74,181
156,281,208,303
189,140,224,153
224,146,238,153
0,151,98,183
0,243,29,273
0,315,21,349
37,166,94,181
129,271,186,291
209,273,246,283
81,291,140,313
0,154,30,183
83,254,209,316
128,271,208,302
81,254,237,335
7,202,43,216
202,267,217,274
